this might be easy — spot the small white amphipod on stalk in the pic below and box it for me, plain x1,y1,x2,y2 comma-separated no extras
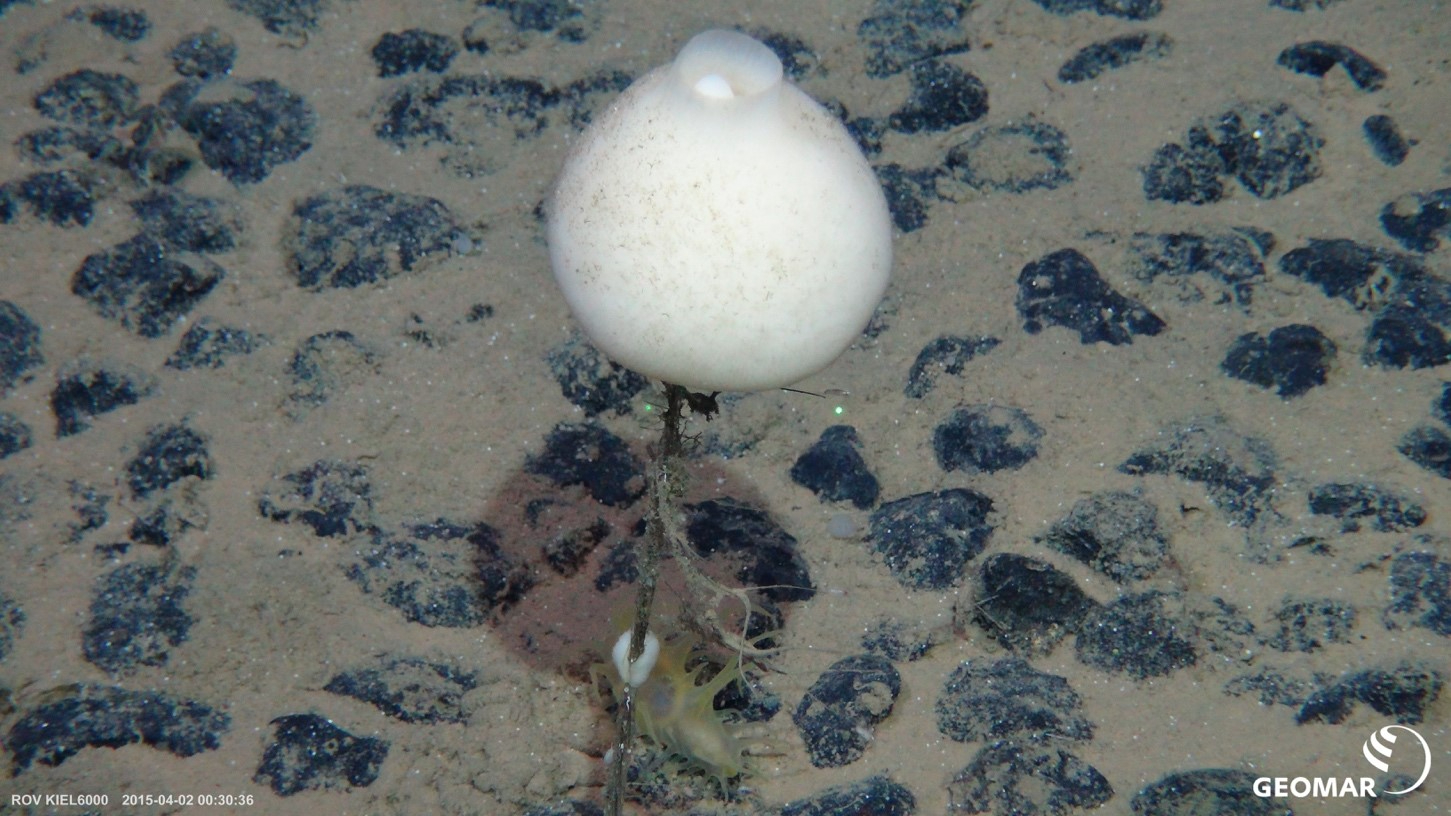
612,629,660,687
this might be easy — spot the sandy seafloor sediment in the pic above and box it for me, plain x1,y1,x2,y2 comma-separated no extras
0,0,1449,814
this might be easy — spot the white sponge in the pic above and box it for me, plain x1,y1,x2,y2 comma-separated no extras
548,30,892,392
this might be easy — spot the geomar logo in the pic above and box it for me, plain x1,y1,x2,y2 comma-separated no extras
1253,724,1432,799
1362,725,1432,796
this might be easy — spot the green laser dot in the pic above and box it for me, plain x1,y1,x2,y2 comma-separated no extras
834,405,844,416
